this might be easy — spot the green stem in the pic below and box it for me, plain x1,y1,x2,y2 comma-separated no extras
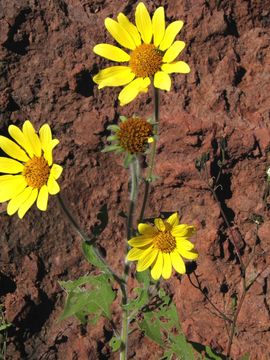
139,87,160,223
127,158,139,239
226,287,247,359
120,158,139,360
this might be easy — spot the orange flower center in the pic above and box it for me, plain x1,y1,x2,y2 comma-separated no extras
129,44,163,78
23,156,50,189
153,231,176,253
118,118,153,154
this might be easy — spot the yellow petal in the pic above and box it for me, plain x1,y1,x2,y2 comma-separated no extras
118,77,150,106
0,175,27,202
154,71,171,91
177,248,198,260
50,164,63,180
127,247,145,261
8,125,33,157
22,120,42,157
161,61,190,74
154,218,166,232
135,2,152,44
37,185,49,211
162,253,172,279
166,212,179,227
105,18,135,50
0,136,29,162
117,13,141,47
152,7,165,47
138,223,157,235
43,149,53,166
128,235,153,247
39,124,52,153
93,43,130,62
137,247,158,272
162,41,185,63
171,250,186,274
0,175,13,182
171,224,195,237
39,124,54,165
159,20,184,51
51,139,59,149
47,174,60,195
93,66,135,89
0,157,24,173
18,188,38,219
7,186,32,216
176,238,195,251
150,251,163,280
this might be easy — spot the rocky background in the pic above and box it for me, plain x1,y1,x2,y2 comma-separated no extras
0,0,270,359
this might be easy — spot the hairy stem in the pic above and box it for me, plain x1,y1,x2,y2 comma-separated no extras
139,86,160,223
120,158,139,360
226,287,246,358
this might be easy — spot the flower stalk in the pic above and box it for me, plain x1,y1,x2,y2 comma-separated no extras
120,158,140,360
139,86,159,222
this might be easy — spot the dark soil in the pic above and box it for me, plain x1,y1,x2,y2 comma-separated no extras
0,0,270,359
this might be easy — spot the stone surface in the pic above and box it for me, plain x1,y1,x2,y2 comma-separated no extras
0,0,270,359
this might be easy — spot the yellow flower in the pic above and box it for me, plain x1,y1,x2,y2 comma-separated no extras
93,2,190,106
127,213,198,280
0,120,63,218
105,116,153,154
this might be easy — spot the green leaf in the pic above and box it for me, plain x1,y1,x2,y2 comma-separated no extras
135,269,150,287
122,287,149,316
123,153,134,168
107,135,118,142
190,342,226,360
75,310,88,325
59,274,116,322
107,124,120,132
109,336,122,352
82,242,112,277
102,144,122,153
160,350,173,360
170,333,195,360
240,354,250,360
139,296,195,360
205,346,224,360
139,311,164,346
0,323,11,332
119,115,127,122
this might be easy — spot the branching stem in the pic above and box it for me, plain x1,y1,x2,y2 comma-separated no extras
197,160,261,359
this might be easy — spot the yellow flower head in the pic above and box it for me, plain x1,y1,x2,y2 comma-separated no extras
93,2,190,106
127,213,198,280
105,115,153,154
0,120,63,218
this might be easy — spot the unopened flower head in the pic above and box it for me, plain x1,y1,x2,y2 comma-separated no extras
0,120,62,218
127,212,198,280
93,2,190,105
103,115,153,166
267,167,270,178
